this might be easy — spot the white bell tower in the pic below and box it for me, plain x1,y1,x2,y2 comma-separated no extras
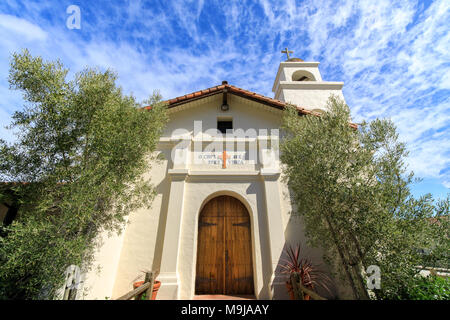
272,55,346,112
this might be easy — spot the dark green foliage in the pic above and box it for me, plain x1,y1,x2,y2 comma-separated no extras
380,275,449,300
0,49,168,299
280,95,449,299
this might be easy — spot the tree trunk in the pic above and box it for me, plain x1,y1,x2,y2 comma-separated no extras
323,215,361,299
350,263,371,300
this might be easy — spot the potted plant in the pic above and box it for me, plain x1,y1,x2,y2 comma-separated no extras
132,270,161,300
279,244,332,300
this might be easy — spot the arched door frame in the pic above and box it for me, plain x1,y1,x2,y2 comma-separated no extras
192,190,258,296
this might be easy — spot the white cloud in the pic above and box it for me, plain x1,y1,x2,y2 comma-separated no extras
0,0,448,191
443,180,450,189
0,13,47,41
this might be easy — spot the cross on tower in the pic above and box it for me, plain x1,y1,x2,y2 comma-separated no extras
281,47,293,60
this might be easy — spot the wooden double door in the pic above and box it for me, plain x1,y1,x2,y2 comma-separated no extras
195,195,254,295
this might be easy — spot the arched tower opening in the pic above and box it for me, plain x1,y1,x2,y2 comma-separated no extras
292,70,316,81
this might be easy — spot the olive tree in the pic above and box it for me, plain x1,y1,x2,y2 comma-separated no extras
0,49,168,299
280,95,449,299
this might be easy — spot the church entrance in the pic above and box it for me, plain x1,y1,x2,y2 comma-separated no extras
195,195,254,295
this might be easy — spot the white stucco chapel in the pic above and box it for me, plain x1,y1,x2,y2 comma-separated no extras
80,57,350,300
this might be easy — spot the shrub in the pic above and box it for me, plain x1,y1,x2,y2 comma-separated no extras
380,275,449,300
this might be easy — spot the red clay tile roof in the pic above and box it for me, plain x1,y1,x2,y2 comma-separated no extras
145,83,314,113
144,83,357,129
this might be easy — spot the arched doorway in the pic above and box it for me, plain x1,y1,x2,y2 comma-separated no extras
195,195,254,295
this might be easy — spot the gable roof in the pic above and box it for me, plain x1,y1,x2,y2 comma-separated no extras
145,82,316,114
144,82,357,129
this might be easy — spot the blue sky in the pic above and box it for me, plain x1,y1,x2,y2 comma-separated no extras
0,0,448,199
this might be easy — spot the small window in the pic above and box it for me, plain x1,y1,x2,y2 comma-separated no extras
217,120,233,134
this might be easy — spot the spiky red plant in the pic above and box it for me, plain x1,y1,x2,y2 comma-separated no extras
279,244,332,294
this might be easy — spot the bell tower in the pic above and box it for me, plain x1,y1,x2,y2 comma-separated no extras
272,53,345,112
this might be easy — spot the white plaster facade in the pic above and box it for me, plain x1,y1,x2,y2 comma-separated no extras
80,60,351,300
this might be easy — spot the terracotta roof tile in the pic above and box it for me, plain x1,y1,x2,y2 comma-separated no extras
144,82,357,128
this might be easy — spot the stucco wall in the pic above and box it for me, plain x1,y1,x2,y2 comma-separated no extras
163,95,282,139
82,227,127,299
109,147,172,298
282,88,346,111
82,93,349,300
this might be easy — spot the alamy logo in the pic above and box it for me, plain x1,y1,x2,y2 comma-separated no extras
366,265,381,289
170,120,280,167
66,5,81,30
64,265,82,290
